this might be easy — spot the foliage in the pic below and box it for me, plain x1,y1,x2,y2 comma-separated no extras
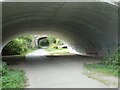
104,47,120,66
2,35,34,56
85,47,120,76
85,63,119,76
47,36,56,44
47,36,63,45
0,61,26,88
46,36,65,50
18,35,34,48
2,70,26,88
55,38,64,45
49,43,59,49
2,39,27,55
2,35,65,55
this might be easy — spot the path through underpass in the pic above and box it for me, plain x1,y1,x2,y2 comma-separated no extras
26,49,48,57
10,49,108,88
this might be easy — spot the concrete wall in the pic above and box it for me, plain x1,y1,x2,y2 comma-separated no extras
2,2,118,57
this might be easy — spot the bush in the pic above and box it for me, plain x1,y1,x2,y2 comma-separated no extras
104,47,120,66
2,35,34,56
2,39,27,55
49,43,58,49
47,36,56,44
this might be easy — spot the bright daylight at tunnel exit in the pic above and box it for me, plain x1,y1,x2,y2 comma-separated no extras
2,35,74,56
0,1,119,89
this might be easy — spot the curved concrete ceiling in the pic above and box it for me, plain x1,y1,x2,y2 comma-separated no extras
2,2,118,56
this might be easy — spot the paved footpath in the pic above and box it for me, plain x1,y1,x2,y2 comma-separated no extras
26,49,48,57
15,51,109,88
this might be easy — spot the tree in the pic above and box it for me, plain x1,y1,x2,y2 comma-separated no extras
2,35,34,56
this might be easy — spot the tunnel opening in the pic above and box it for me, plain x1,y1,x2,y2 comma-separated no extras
1,34,80,57
37,37,49,48
2,27,103,58
2,2,118,58
1,2,119,88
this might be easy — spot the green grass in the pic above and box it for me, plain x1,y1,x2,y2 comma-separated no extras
84,63,119,76
82,48,119,87
84,47,119,77
82,69,118,87
83,63,119,87
0,61,27,88
2,70,26,88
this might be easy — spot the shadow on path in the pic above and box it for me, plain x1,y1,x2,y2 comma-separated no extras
2,54,109,88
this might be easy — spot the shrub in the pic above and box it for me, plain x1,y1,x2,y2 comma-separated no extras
2,35,34,56
49,43,58,49
104,47,120,66
47,36,56,44
2,39,27,55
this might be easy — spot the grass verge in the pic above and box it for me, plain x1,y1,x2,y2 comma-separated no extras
84,63,119,76
82,63,119,87
0,61,27,88
82,48,119,87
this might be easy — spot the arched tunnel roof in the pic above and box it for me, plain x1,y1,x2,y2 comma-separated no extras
2,2,118,56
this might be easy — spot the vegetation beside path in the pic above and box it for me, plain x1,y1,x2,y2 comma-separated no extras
45,36,70,55
2,35,36,56
83,47,119,87
0,61,27,88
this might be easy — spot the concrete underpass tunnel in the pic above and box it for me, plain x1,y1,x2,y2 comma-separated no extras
2,32,81,56
2,2,118,57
